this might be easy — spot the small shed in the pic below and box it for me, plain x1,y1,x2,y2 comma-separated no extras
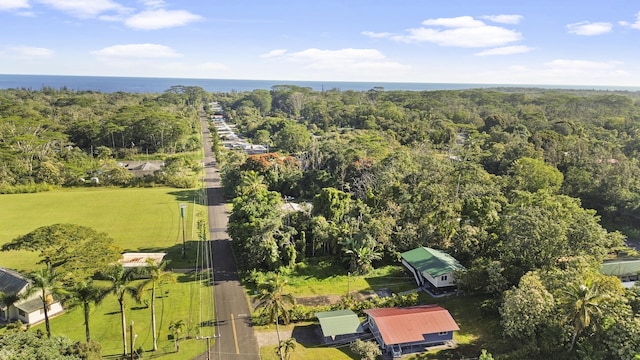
315,309,364,343
401,247,465,293
120,253,167,268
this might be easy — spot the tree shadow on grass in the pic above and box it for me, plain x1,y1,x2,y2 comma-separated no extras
361,269,417,294
135,240,209,270
290,257,349,281
167,189,199,203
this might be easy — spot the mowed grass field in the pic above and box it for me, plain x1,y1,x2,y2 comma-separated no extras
0,187,203,271
0,187,217,358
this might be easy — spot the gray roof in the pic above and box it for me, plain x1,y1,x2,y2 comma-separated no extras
0,267,29,297
15,297,44,313
601,258,640,277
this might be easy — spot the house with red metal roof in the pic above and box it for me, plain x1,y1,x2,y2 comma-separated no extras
363,305,459,357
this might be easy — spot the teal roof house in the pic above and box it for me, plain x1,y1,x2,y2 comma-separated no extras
400,247,465,292
315,309,364,343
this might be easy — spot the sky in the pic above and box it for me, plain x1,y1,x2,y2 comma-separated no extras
1,0,640,86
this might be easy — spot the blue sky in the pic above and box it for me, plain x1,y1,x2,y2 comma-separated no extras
1,0,640,86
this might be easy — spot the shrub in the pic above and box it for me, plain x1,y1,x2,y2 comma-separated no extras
350,339,381,360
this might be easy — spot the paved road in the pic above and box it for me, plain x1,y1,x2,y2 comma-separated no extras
195,115,260,360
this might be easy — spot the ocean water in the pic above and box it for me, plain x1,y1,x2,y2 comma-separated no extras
1,74,639,94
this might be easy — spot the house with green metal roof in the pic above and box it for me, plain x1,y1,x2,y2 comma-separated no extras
600,258,640,288
315,309,365,343
400,247,465,292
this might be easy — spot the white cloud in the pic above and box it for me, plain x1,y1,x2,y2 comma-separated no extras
361,31,394,39
422,16,485,28
276,48,409,77
619,12,640,30
125,9,202,30
7,46,53,58
35,0,129,18
260,49,288,58
364,16,522,48
545,59,621,71
471,60,629,86
0,0,29,10
475,45,532,56
567,21,612,35
91,44,182,58
482,14,523,24
141,0,164,9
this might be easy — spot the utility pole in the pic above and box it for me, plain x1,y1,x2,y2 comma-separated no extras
130,321,134,360
197,336,217,360
180,203,187,258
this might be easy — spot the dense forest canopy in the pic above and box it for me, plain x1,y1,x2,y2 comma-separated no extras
0,86,207,190
4,84,640,358
215,86,640,358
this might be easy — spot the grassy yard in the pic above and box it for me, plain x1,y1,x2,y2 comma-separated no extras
0,186,215,359
260,343,357,360
31,272,216,359
0,187,206,271
283,260,417,298
251,259,501,360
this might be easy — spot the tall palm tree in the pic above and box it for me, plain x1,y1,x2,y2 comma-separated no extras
66,279,107,342
29,268,66,339
105,265,137,356
135,259,176,351
254,273,295,360
560,280,610,350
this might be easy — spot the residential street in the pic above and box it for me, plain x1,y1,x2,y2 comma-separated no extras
195,115,260,360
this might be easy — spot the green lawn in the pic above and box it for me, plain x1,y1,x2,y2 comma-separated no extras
0,186,215,359
284,260,417,298
0,187,205,271
30,273,216,359
260,343,357,360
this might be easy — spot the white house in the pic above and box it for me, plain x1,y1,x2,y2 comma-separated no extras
400,247,465,293
0,268,64,325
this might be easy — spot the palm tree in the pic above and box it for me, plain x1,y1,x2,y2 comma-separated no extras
29,268,66,339
342,234,382,275
135,259,176,351
66,279,107,342
105,265,137,356
168,319,186,352
560,280,610,350
277,338,297,360
238,170,267,195
254,273,295,360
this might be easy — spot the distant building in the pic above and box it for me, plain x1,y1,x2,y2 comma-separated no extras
600,258,640,288
118,161,164,178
